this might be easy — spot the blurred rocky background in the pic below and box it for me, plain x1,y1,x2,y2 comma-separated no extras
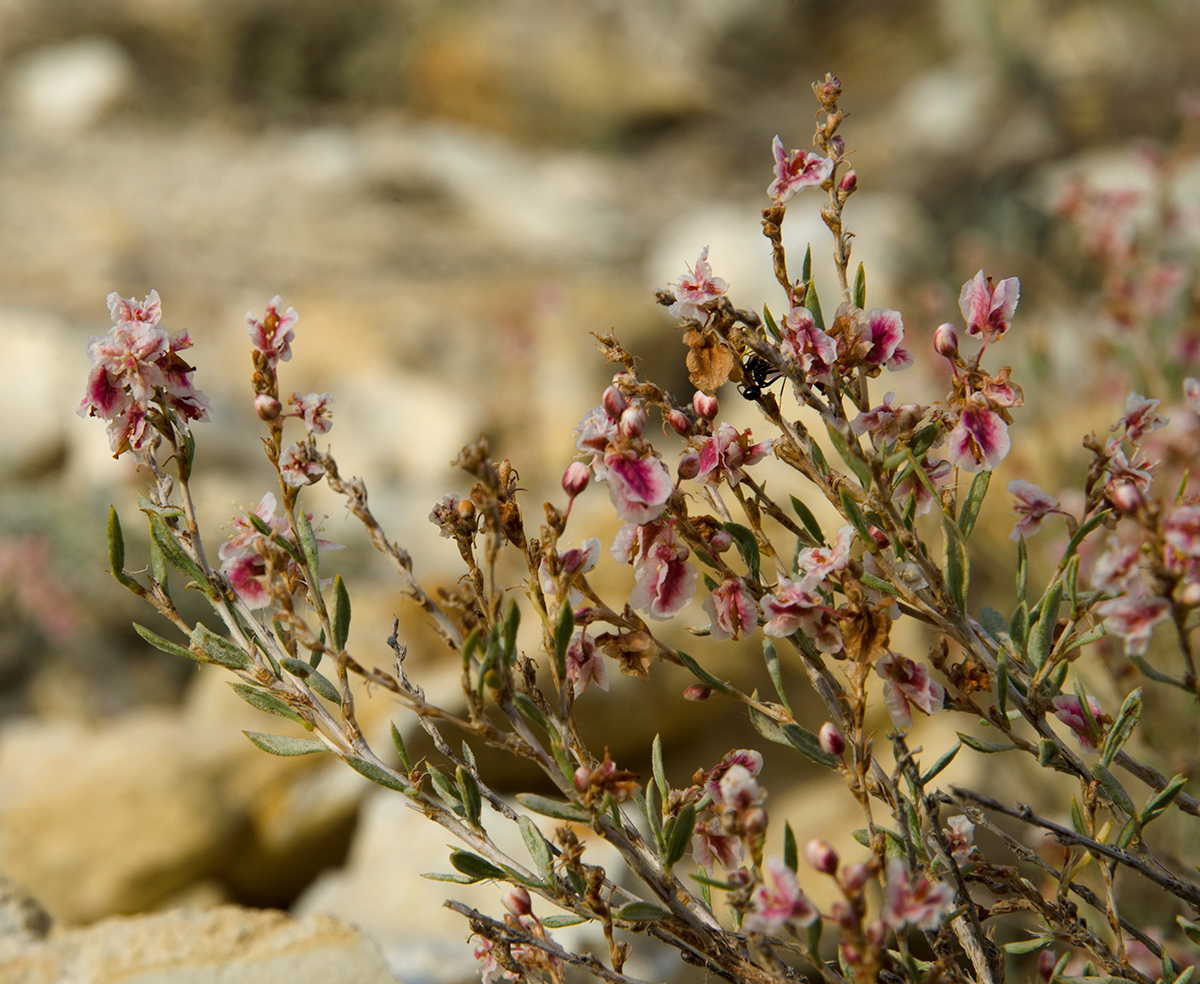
1,0,1199,981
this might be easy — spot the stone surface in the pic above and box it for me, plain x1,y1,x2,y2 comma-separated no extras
0,904,399,984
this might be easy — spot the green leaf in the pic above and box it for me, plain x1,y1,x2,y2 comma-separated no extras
148,535,169,593
542,915,588,928
230,683,303,723
651,733,668,799
826,424,871,487
553,602,574,681
1002,937,1053,955
1016,536,1029,603
134,622,199,662
147,513,210,593
457,765,483,827
789,495,825,545
107,507,135,588
957,732,1019,754
662,803,695,870
1092,763,1136,819
803,279,824,332
762,304,780,339
941,513,969,612
1141,773,1187,826
190,623,252,670
749,708,839,768
420,872,480,885
675,649,737,696
920,741,961,784
516,793,590,823
853,262,866,309
801,245,812,284
1070,797,1086,835
1100,687,1141,767
1010,600,1029,654
860,572,898,596
429,766,463,808
762,639,793,716
345,755,408,792
809,439,831,478
295,509,320,581
1063,509,1112,564
723,522,761,583
449,850,506,883
280,656,341,703
502,600,521,664
331,574,351,651
1027,580,1064,674
519,815,555,885
839,488,873,543
1177,915,1200,947
513,693,556,736
783,822,798,872
616,902,673,923
958,471,991,539
243,731,327,756
390,722,413,772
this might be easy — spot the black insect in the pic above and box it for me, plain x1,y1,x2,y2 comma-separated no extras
738,355,783,401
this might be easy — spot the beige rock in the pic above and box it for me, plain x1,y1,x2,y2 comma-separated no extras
0,904,398,984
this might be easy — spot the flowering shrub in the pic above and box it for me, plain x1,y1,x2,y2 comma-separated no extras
81,76,1200,984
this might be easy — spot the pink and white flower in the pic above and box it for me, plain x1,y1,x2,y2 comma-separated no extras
795,526,855,590
768,136,834,204
668,246,729,322
1051,694,1108,751
603,452,674,525
944,816,976,862
958,270,1020,341
565,631,608,697
780,303,837,380
744,857,819,935
876,651,945,731
247,295,297,366
1095,592,1170,656
612,520,697,620
290,391,334,434
1008,480,1061,540
1115,393,1167,445
762,576,843,652
881,858,954,930
702,576,759,641
694,423,772,487
279,443,325,487
862,308,913,370
947,394,1011,472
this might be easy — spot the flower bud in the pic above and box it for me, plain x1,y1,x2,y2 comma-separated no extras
255,394,282,420
805,839,839,874
867,525,889,549
1037,951,1058,982
829,135,845,158
840,944,861,967
813,74,842,106
831,900,855,930
709,530,733,553
742,806,769,838
839,168,857,193
573,765,591,792
502,886,532,917
840,862,870,892
866,920,888,948
619,404,647,438
819,722,845,757
677,451,701,481
692,391,719,420
683,684,712,701
602,385,628,420
456,499,477,525
666,408,693,436
562,461,590,498
934,322,959,358
1110,481,1143,514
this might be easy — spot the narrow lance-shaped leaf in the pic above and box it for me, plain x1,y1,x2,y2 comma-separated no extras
789,495,825,545
134,622,199,662
1142,774,1188,826
783,821,798,873
920,741,961,785
553,602,573,681
230,683,303,723
839,489,874,544
516,793,591,823
675,650,737,696
244,731,327,757
997,651,1009,720
762,639,793,716
616,902,673,923
149,535,169,594
749,708,839,768
941,513,969,612
723,522,761,583
280,656,341,703
1027,580,1064,675
107,507,135,588
827,424,872,487
804,279,824,332
190,623,252,670
147,513,210,592
662,803,696,870
801,244,812,284
763,304,780,339
296,509,319,580
1092,762,1136,819
652,733,668,799
958,470,991,539
853,262,866,309
391,722,413,772
449,850,506,883
331,574,351,651
519,815,555,886
346,755,408,792
1100,687,1142,768
456,765,483,827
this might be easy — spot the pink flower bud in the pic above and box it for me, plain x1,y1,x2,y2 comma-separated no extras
1110,481,1143,513
840,944,861,967
255,394,282,420
502,886,532,917
868,525,888,549
667,408,693,435
1038,951,1058,981
573,765,591,792
805,839,839,874
841,862,870,892
602,385,628,420
831,900,854,929
562,461,590,498
677,451,701,481
934,322,959,358
709,530,733,553
819,722,845,757
692,391,719,420
866,920,888,948
839,168,857,193
683,683,712,701
620,404,647,438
